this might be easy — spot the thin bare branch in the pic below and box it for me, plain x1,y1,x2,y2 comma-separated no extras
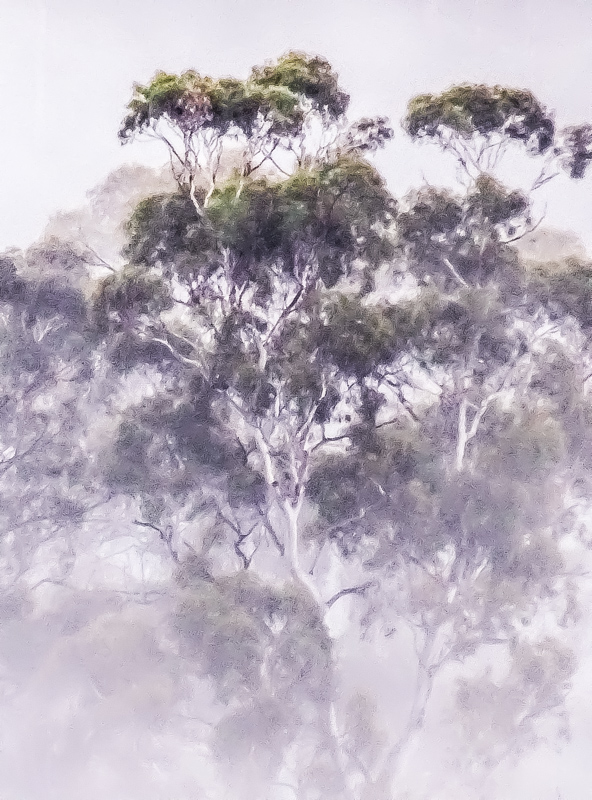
326,580,375,608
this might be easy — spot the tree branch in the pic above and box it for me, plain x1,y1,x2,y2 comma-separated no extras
326,580,375,608
442,257,468,288
133,519,179,562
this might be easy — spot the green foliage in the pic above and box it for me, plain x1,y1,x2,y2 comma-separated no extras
93,265,172,334
397,186,463,245
119,70,227,139
405,84,555,154
209,77,302,136
415,285,525,371
316,294,402,379
119,52,349,147
397,182,527,289
559,123,592,179
529,257,592,330
210,156,393,290
343,116,394,153
467,173,528,226
308,423,438,550
107,332,175,373
106,392,264,510
122,156,394,337
125,192,215,271
309,395,568,582
173,571,332,705
175,580,265,699
269,307,325,409
250,51,349,119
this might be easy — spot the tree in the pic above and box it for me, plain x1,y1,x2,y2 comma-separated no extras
404,83,592,188
89,60,592,799
0,238,136,800
0,242,105,598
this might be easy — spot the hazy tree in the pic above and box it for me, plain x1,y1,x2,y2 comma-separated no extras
85,63,592,799
0,243,105,599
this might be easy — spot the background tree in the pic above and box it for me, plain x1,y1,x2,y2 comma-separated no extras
404,83,592,188
0,242,105,598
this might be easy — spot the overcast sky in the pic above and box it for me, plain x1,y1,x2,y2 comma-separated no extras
2,0,592,251
2,3,592,796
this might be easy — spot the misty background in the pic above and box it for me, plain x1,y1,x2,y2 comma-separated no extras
1,2,592,799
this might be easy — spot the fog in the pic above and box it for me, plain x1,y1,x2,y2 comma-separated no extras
1,4,592,799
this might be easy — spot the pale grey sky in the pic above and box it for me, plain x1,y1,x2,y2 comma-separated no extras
2,4,592,797
2,0,592,251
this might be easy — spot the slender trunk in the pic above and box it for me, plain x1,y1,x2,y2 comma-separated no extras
323,699,358,800
455,396,469,472
282,492,320,604
282,486,358,799
254,423,358,796
372,633,437,794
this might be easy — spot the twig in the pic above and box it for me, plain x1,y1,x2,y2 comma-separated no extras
442,257,468,288
133,519,179,562
326,580,375,608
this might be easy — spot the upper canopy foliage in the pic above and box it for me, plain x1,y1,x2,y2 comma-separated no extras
122,155,395,300
404,83,592,184
405,84,555,153
120,70,298,141
119,52,392,200
119,52,350,143
249,51,350,120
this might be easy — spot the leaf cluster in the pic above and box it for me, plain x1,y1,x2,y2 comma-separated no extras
397,179,528,289
124,155,394,298
528,257,592,330
119,51,349,144
173,570,331,705
93,265,173,334
558,123,592,179
405,84,555,154
105,373,268,518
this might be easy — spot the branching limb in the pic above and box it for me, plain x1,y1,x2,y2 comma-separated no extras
442,257,469,288
255,501,284,555
455,391,503,472
501,199,547,244
138,330,206,372
326,580,375,608
133,519,179,562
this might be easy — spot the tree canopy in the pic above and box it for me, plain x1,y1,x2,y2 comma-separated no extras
1,53,592,800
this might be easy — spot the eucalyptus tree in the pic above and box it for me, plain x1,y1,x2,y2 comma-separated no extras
97,50,399,799
0,242,103,598
337,84,592,790
92,62,592,799
404,83,592,188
